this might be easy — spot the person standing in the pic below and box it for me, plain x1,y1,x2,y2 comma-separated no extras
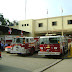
0,42,1,51
5,42,8,47
1,43,4,51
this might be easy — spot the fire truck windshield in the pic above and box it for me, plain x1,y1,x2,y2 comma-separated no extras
49,38,60,44
12,38,23,44
40,37,60,44
16,38,23,43
40,38,49,44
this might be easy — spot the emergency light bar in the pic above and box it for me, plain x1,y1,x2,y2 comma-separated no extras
45,33,56,36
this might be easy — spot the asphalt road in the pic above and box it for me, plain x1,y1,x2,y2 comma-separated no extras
0,52,61,72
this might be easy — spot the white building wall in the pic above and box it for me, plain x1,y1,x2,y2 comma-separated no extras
34,19,47,33
48,17,62,31
18,19,33,32
9,15,72,37
63,15,72,30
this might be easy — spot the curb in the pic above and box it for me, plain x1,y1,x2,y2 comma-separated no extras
33,59,63,72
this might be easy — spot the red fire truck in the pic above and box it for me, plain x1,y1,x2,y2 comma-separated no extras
10,36,39,55
38,35,68,56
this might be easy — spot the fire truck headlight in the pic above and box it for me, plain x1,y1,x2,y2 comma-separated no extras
40,47,43,49
11,47,13,50
54,47,57,49
51,47,53,49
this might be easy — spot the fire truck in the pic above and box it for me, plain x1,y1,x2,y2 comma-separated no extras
38,35,68,56
10,36,39,55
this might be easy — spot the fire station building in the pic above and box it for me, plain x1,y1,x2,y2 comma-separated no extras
9,15,72,37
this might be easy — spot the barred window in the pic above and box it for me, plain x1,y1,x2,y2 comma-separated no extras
38,23,43,27
68,20,72,24
52,22,57,26
27,24,29,26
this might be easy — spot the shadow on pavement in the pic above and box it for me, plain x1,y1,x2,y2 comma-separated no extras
8,51,69,59
0,64,31,72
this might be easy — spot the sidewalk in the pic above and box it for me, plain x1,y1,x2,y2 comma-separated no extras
43,58,72,72
33,52,72,72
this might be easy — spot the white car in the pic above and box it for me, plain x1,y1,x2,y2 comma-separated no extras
5,46,12,53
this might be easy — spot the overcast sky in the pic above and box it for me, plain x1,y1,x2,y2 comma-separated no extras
0,0,72,21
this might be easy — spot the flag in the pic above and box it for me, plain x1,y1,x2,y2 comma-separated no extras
21,31,23,36
47,9,48,14
61,8,63,13
8,28,12,34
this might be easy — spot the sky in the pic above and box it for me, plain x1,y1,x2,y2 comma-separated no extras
0,0,72,22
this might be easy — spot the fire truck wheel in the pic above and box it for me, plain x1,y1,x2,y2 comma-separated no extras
17,53,21,56
30,48,35,55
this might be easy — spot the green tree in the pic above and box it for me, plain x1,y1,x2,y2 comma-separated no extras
0,13,18,26
13,20,19,26
0,13,7,25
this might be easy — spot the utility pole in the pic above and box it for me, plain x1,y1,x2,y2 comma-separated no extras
25,0,27,20
46,9,48,36
61,8,63,36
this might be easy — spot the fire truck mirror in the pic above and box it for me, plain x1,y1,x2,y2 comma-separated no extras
23,41,25,44
23,38,25,44
58,41,60,43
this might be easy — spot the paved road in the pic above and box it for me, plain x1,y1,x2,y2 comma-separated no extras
0,52,61,72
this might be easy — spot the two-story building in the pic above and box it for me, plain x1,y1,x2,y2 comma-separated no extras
9,15,72,37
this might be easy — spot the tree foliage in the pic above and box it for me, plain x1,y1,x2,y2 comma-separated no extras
0,13,19,26
0,14,6,25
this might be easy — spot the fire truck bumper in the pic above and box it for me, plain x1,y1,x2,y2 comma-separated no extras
10,50,27,54
10,50,21,53
38,51,61,55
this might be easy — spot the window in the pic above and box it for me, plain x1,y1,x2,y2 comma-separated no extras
38,23,43,27
52,22,57,26
49,38,60,44
27,24,29,26
16,38,21,43
26,39,29,43
24,24,26,26
40,38,49,44
13,38,16,43
22,24,23,26
68,20,72,24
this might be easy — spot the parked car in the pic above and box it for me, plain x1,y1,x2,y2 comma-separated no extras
5,46,12,53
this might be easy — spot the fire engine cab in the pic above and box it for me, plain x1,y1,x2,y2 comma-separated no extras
10,36,39,55
38,35,68,55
